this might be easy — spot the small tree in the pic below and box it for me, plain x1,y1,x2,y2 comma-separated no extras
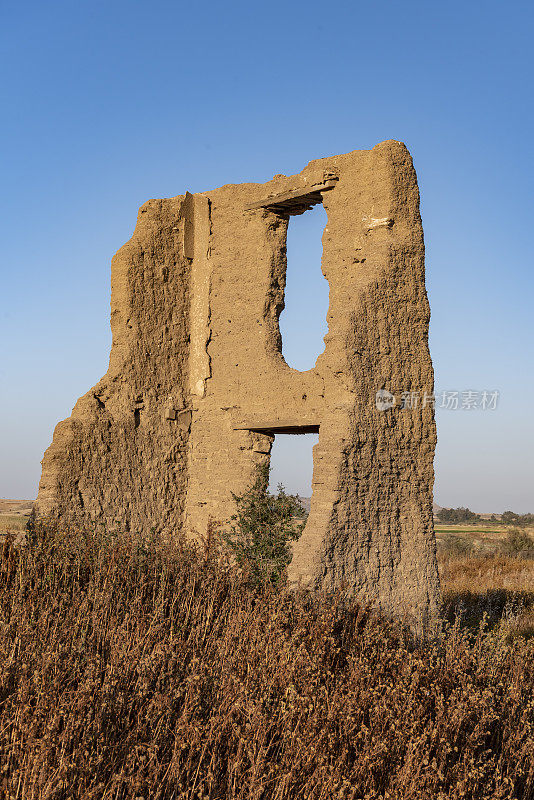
437,507,480,524
502,511,534,527
222,463,306,587
501,528,534,556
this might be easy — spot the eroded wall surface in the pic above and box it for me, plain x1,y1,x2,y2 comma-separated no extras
38,141,440,621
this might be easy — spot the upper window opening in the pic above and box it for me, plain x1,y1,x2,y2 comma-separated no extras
279,203,329,371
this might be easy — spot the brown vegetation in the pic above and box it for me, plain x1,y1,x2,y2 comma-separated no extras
440,550,534,639
0,521,533,799
0,499,32,537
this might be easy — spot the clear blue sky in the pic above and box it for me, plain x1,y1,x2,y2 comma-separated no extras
1,0,532,512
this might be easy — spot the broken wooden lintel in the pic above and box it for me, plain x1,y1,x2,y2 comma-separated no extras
244,178,338,213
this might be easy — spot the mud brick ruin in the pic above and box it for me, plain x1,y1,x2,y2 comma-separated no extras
38,140,440,621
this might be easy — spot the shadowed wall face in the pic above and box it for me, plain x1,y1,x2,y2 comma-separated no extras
38,141,440,624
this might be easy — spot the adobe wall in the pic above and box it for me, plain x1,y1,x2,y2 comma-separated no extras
37,141,440,622
37,197,192,535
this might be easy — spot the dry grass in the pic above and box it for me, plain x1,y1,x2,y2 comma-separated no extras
0,521,533,799
439,551,534,639
0,514,28,536
0,500,33,537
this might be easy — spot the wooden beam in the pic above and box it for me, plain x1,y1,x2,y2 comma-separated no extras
244,177,338,213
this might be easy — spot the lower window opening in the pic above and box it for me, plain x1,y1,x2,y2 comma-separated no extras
268,432,317,513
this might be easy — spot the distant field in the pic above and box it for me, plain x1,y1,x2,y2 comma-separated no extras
434,521,534,557
435,526,501,534
0,514,28,535
0,499,32,537
0,499,32,514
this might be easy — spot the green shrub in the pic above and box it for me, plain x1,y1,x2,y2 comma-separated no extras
501,511,534,526
221,463,306,587
501,527,534,556
437,506,481,523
